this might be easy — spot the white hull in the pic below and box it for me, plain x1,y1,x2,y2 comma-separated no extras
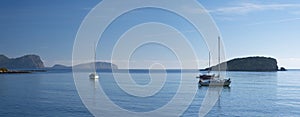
199,79,231,87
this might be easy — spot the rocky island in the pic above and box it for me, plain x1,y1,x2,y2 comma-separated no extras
0,55,45,73
204,56,285,72
0,54,118,73
0,54,44,69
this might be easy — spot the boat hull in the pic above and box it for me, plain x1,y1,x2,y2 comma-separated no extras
196,74,215,80
199,79,231,87
89,73,99,79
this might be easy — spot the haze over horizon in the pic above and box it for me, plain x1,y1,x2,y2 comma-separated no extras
1,0,300,69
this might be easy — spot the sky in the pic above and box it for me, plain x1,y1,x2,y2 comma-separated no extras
0,0,300,69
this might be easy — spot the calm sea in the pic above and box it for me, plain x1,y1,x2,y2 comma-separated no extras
0,70,299,116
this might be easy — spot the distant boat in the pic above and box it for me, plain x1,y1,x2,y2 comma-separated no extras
199,78,231,86
89,43,99,79
196,52,216,80
198,37,231,87
89,72,99,79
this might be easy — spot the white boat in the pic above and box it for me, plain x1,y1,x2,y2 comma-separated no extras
199,78,231,86
199,37,231,87
89,72,99,79
196,52,218,80
89,42,99,79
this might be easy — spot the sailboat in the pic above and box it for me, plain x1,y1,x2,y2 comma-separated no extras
89,72,99,79
196,52,217,80
198,37,231,87
89,43,99,79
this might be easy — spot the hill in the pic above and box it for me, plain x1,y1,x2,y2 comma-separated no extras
0,55,44,69
51,62,118,70
0,54,118,70
206,56,280,71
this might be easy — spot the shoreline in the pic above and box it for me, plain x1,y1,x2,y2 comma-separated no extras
0,70,32,74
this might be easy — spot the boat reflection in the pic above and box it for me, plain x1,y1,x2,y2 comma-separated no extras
198,85,231,92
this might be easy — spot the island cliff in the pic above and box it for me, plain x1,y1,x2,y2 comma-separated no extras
206,57,280,72
0,55,44,69
0,54,118,70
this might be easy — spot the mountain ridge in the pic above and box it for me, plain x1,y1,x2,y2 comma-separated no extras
0,54,118,70
0,54,44,69
51,62,118,70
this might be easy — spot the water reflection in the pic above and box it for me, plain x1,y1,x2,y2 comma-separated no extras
198,86,231,92
276,71,300,115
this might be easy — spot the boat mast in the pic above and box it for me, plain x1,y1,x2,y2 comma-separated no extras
94,42,97,73
208,51,211,74
218,36,221,76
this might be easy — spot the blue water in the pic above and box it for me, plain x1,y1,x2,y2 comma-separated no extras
0,70,300,116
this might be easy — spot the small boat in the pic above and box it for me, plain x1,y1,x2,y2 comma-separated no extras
199,78,231,87
198,36,231,87
89,72,99,79
89,42,99,79
196,52,218,80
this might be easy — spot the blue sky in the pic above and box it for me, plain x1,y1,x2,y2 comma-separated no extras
1,0,300,69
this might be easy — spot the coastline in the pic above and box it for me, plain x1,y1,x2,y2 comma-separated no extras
0,71,32,74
